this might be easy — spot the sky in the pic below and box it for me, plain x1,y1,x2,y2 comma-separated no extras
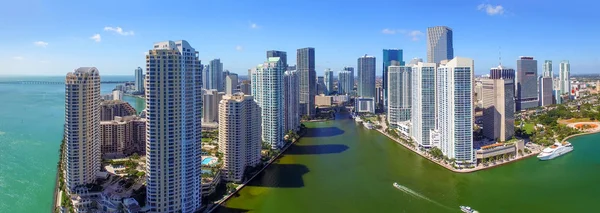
0,0,599,76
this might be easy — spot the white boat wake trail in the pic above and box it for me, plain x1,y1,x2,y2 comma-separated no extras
394,183,453,211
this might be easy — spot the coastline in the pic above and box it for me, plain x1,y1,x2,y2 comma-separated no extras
562,128,600,143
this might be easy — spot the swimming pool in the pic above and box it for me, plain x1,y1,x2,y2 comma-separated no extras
201,157,215,166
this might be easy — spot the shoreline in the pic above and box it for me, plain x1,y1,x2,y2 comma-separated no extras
562,128,600,143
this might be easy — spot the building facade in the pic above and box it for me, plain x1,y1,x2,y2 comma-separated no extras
100,100,137,121
209,59,223,91
481,78,515,142
411,62,437,148
202,89,224,123
145,40,202,213
284,70,300,133
218,94,261,182
539,77,553,107
225,73,239,95
324,68,334,95
427,26,454,64
64,67,101,193
251,57,285,149
437,57,474,165
338,70,353,95
357,55,376,98
560,60,571,95
100,116,146,158
267,50,288,70
297,47,316,117
240,80,251,95
543,60,553,77
387,66,412,126
516,56,538,111
135,67,144,93
489,65,515,80
355,97,375,113
383,49,404,106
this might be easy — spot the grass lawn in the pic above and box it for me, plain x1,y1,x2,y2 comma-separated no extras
364,116,379,123
201,137,212,142
558,118,594,125
523,123,535,134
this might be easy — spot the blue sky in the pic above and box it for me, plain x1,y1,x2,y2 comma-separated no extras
1,0,598,76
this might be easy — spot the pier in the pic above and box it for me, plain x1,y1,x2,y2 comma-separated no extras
0,80,131,85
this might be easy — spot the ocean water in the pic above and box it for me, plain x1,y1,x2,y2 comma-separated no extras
0,76,144,213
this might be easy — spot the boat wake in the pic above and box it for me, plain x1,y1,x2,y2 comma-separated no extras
393,183,452,210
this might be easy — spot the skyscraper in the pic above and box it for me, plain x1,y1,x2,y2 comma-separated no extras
297,48,316,117
267,50,288,70
482,78,515,142
338,70,353,95
209,59,223,91
543,60,553,77
539,76,553,106
202,64,210,89
357,55,376,98
317,76,326,95
64,67,101,192
202,89,224,123
225,73,239,95
145,40,202,213
516,56,538,111
427,26,454,64
251,57,285,149
436,57,474,165
240,80,251,95
218,94,261,182
387,65,411,126
324,69,334,95
284,70,300,133
560,60,571,95
489,65,515,79
383,49,404,106
411,62,437,148
134,67,144,93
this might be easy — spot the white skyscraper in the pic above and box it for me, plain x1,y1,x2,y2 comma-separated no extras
64,67,101,193
134,67,144,93
427,26,454,64
338,70,353,95
560,60,571,95
543,60,553,77
218,94,261,182
145,40,202,213
411,62,437,148
225,73,239,95
324,69,334,95
387,66,412,126
284,70,300,133
251,57,285,149
436,57,474,165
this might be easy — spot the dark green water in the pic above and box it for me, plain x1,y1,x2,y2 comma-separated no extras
222,113,600,213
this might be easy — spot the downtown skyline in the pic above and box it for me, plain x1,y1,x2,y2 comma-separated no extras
1,0,599,76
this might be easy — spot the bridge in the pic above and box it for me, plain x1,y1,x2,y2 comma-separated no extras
0,81,132,85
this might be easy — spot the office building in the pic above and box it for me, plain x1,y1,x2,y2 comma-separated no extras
317,76,326,95
489,65,515,79
218,94,261,182
240,80,251,95
202,64,210,89
145,40,202,213
383,49,404,106
539,77,553,107
324,69,334,95
411,62,437,148
134,67,144,93
202,89,224,123
338,70,353,95
251,57,285,149
357,55,376,98
355,97,375,113
543,60,553,77
100,116,146,158
225,73,239,95
315,95,333,106
560,60,571,95
481,78,515,142
297,48,316,117
284,70,300,133
437,57,474,165
387,66,411,126
427,26,454,64
375,86,384,107
516,56,538,111
112,89,123,101
100,100,137,121
267,50,287,70
209,59,223,91
64,67,101,193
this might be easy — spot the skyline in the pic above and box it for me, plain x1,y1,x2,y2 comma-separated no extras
1,0,600,76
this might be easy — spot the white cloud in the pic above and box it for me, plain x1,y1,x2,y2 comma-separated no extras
104,26,135,36
381,28,397,34
408,30,424,41
33,41,48,47
90,34,101,42
12,56,24,60
478,4,505,16
235,45,243,51
382,29,424,41
250,22,259,29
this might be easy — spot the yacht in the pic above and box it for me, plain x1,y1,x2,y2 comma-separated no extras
537,142,573,160
460,206,479,213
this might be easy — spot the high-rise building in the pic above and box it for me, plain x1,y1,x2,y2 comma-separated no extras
543,60,553,77
317,76,326,95
202,64,210,89
100,115,146,158
411,62,437,148
387,66,411,126
560,60,571,95
209,59,223,91
427,26,454,64
240,80,251,95
100,100,137,121
324,69,334,95
338,70,353,95
375,86,384,107
145,40,202,213
357,55,376,98
383,49,404,106
516,56,538,111
539,77,553,106
297,48,316,117
218,94,261,182
482,78,515,142
202,89,225,123
284,70,300,133
489,65,515,79
64,67,101,192
436,57,474,165
225,73,239,95
251,57,285,149
267,50,288,70
134,67,144,93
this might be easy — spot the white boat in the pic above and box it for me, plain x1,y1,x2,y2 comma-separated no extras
354,117,363,123
537,141,573,160
460,206,479,213
363,122,373,129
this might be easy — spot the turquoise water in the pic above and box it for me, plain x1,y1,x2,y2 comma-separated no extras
202,157,215,166
0,76,144,213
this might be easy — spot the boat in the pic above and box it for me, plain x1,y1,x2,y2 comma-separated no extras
392,182,403,190
354,117,363,123
460,206,479,213
363,122,373,129
537,141,573,160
